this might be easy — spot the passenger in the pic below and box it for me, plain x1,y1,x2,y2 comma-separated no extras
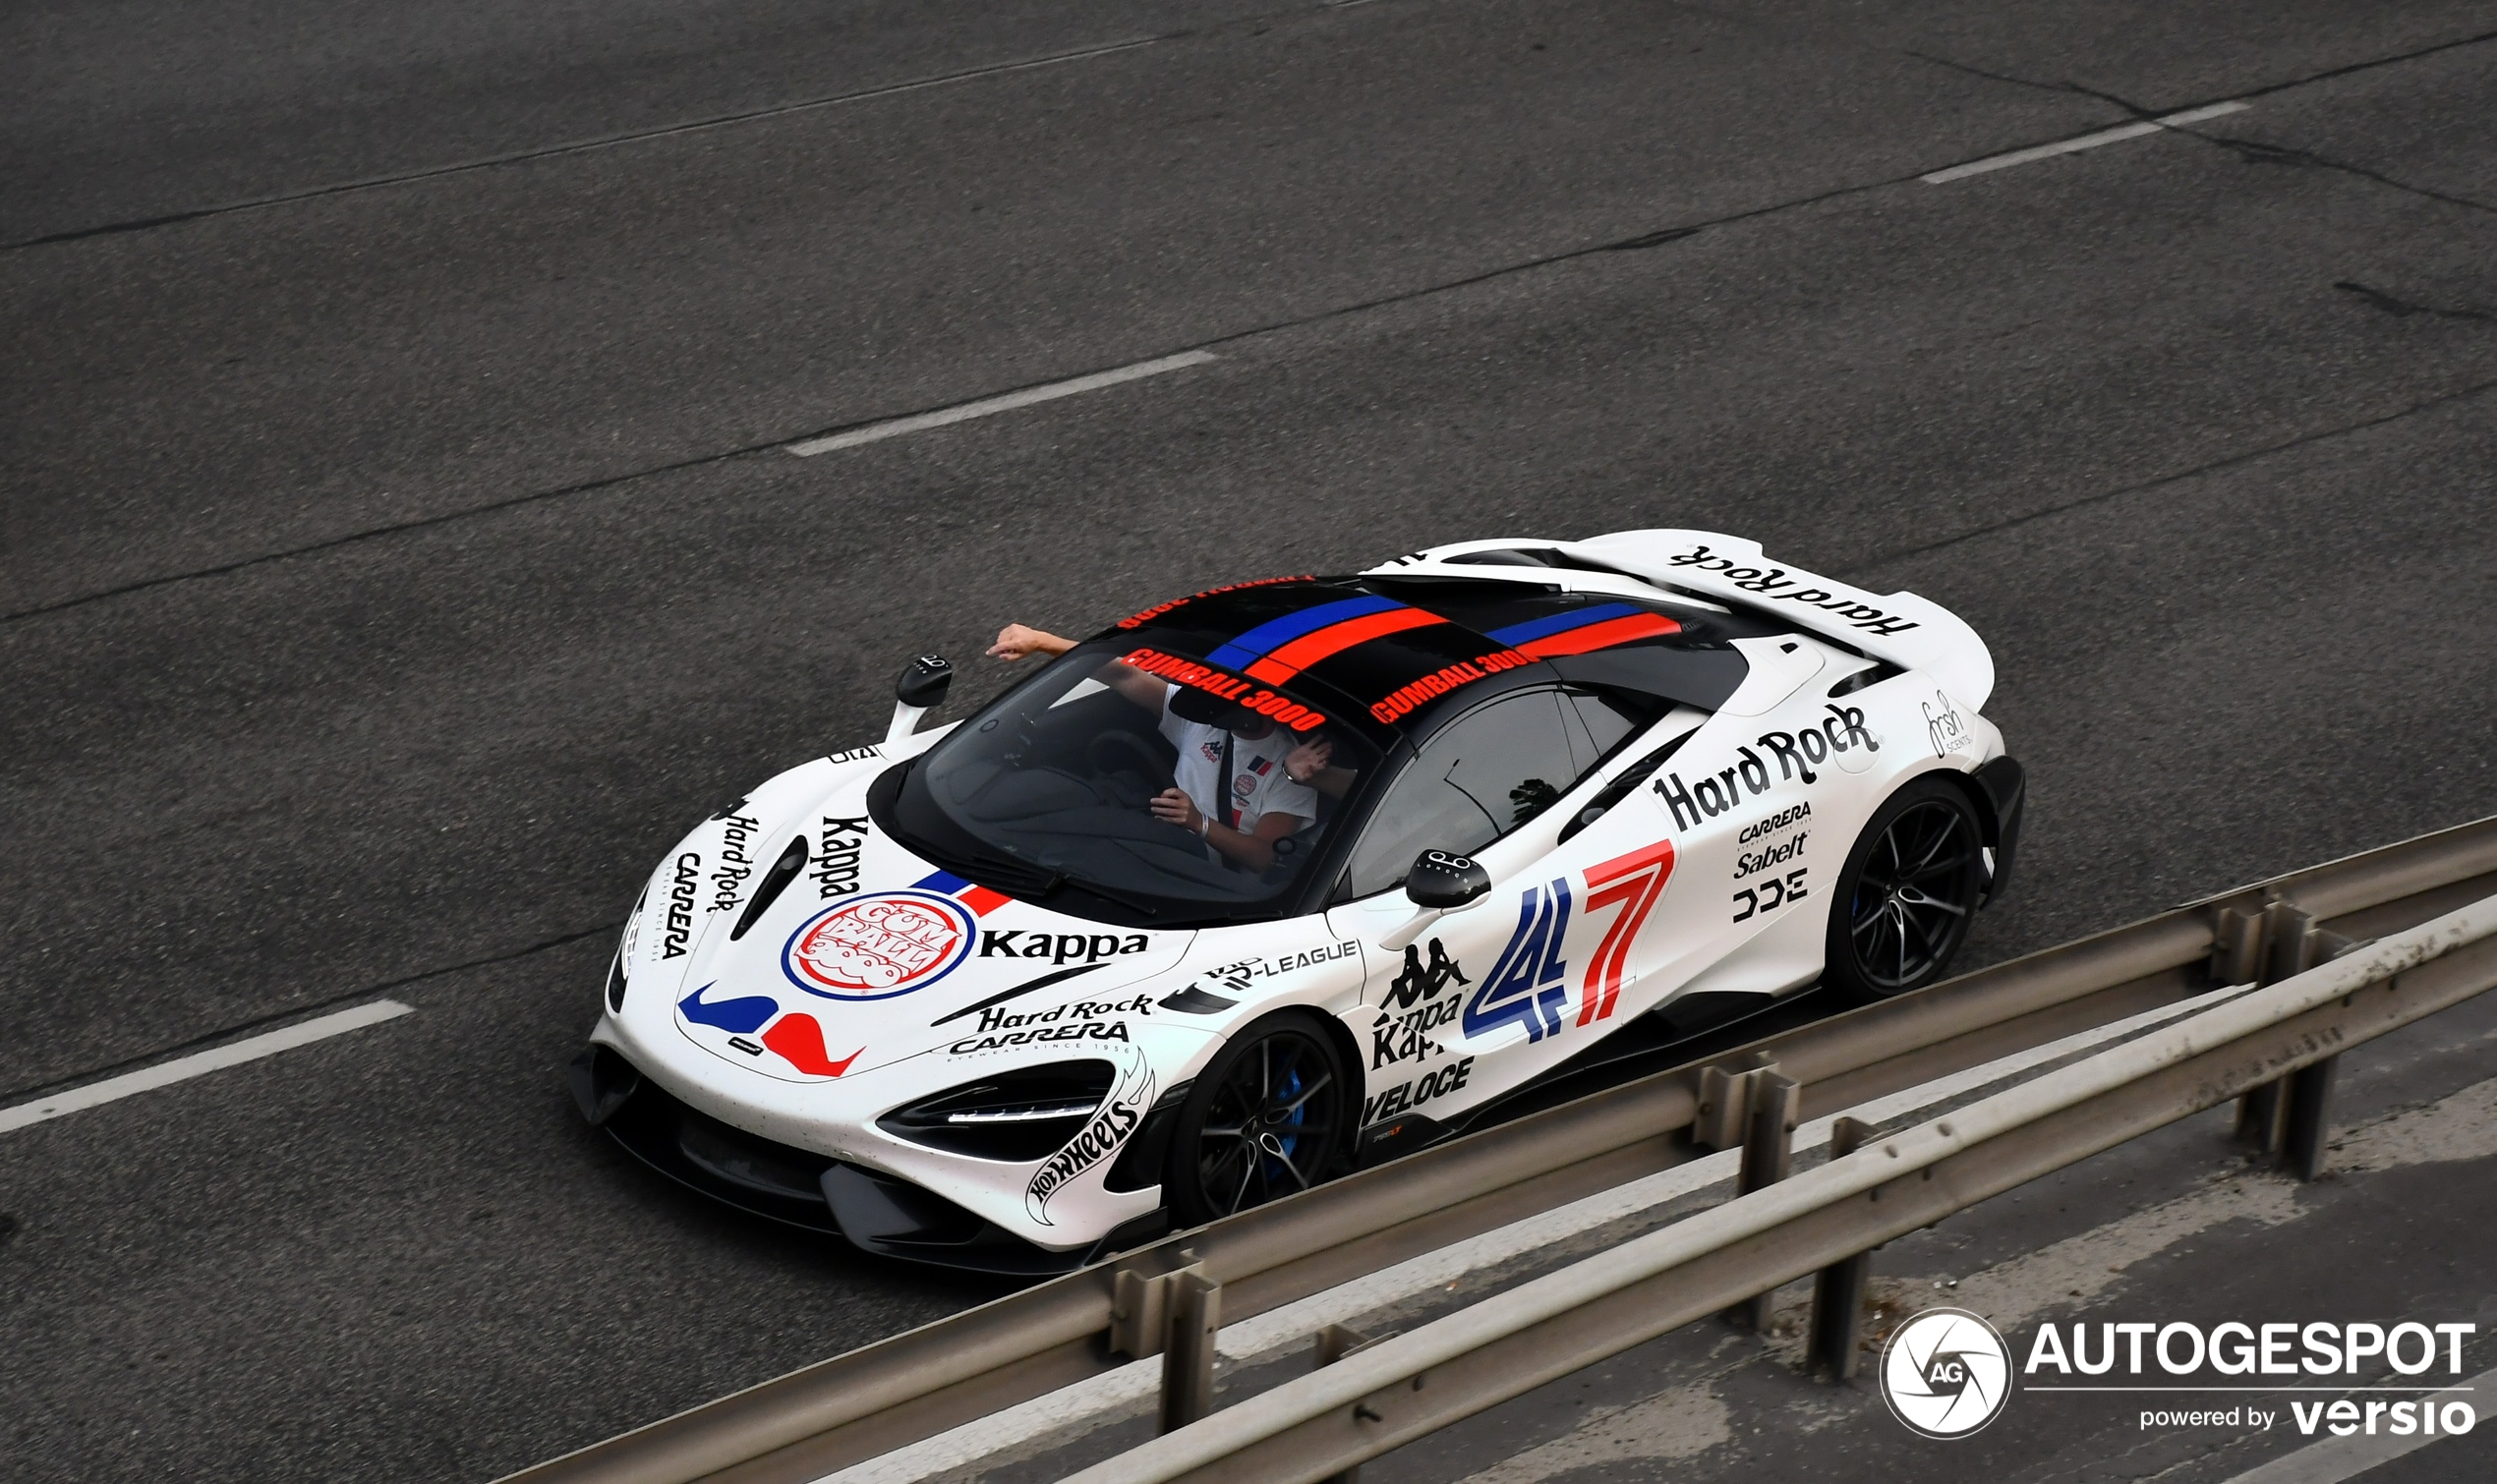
988,624,1345,871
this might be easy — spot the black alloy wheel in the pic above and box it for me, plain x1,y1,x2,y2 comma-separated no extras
1163,1013,1350,1227
1825,776,1987,1002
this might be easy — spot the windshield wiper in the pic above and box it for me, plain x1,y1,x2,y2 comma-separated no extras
966,847,1163,921
1043,874,1164,919
959,848,1062,894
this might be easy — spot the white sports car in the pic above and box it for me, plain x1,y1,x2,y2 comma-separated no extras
569,531,2023,1272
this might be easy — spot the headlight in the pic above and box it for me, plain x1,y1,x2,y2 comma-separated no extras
878,1061,1117,1162
610,887,647,1012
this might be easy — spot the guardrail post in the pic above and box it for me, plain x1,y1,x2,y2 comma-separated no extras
1692,1064,1746,1151
2234,1078,2287,1155
1159,1269,1222,1433
2261,901,2317,983
1807,1116,1878,1381
2210,906,2264,986
1110,1260,1188,1360
1311,1325,1377,1484
2233,903,2313,1153
2231,911,2359,1165
2282,1055,2340,1182
1725,1070,1801,1331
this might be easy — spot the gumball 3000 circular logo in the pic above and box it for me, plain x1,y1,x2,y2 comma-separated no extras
1880,1307,2011,1440
782,891,976,999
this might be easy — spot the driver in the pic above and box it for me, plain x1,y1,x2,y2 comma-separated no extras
989,624,1337,872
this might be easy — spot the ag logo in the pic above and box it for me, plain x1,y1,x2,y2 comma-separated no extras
1879,1307,2011,1439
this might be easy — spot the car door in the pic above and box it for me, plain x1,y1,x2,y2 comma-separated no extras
1325,687,1600,1137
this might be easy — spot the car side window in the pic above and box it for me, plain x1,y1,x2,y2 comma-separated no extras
1341,689,1584,897
1562,687,1654,771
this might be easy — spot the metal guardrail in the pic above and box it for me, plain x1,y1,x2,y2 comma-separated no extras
1064,888,2497,1484
500,816,2497,1484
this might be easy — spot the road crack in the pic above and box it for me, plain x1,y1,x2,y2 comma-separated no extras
2197,136,2497,215
2335,280,2496,322
1857,376,2497,573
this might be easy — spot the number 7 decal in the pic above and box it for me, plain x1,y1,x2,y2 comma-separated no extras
1577,839,1677,1025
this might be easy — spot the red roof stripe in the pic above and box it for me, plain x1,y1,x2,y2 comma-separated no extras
1517,612,1681,657
1246,605,1448,684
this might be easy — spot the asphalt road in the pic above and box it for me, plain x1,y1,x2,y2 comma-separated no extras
3,0,2494,1479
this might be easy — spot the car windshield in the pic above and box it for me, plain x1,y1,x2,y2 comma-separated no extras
894,642,1381,922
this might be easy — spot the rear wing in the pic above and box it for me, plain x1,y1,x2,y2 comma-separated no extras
1565,530,1995,710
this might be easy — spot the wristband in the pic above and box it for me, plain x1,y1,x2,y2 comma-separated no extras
1197,815,1212,838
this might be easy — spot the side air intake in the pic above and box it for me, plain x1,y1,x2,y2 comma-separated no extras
731,835,809,941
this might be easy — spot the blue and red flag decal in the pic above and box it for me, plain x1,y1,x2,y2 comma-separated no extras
1484,603,1682,657
1205,596,1450,685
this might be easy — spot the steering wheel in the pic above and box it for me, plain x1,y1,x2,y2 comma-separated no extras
1085,731,1170,805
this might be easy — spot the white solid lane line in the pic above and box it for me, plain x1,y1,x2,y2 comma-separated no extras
2219,1361,2497,1484
1923,100,2251,183
0,999,414,1136
785,350,1219,456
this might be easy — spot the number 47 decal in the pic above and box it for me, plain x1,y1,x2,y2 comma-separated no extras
1464,840,1678,1043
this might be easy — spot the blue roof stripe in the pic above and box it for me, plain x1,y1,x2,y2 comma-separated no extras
1205,595,1407,669
1484,603,1644,647
913,869,970,894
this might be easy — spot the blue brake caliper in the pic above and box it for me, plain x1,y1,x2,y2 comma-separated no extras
1269,1063,1306,1173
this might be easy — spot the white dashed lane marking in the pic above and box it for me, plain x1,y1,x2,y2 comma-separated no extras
1923,101,2251,183
0,999,414,1135
784,102,2249,460
785,350,1219,456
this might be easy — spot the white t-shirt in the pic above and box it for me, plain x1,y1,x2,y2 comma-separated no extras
1157,686,1318,835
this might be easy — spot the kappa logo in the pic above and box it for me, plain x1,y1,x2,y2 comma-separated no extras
1881,1308,2012,1439
813,816,867,898
1382,939,1470,1011
1373,939,1473,1066
783,891,977,999
978,929,1153,964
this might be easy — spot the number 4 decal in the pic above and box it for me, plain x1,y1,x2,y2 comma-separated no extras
1578,840,1676,1026
1464,880,1574,1043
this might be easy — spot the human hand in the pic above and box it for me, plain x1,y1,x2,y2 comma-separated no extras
1285,736,1333,784
988,624,1064,661
1149,787,1203,834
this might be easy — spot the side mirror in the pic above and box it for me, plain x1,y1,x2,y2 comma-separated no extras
1406,849,1490,910
887,655,955,743
895,655,955,710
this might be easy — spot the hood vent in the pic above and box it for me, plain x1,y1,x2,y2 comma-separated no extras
730,834,810,942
